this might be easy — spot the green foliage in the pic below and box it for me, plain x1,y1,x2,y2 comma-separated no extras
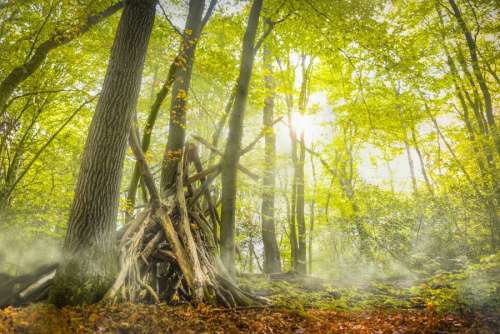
0,0,498,315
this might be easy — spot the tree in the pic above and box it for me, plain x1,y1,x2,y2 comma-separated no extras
260,39,281,273
295,55,313,274
128,0,216,216
161,0,214,194
220,0,263,276
49,0,156,306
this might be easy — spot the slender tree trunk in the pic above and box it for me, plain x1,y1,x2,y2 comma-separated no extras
295,55,312,274
454,47,488,135
296,132,306,273
287,103,299,271
161,0,206,194
248,236,254,273
278,56,299,271
220,0,263,276
49,0,156,307
261,42,281,273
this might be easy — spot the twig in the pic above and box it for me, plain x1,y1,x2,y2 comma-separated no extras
159,2,183,37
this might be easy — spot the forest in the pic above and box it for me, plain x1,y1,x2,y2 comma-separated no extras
0,0,498,333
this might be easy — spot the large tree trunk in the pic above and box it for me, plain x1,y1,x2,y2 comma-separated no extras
49,0,156,307
220,0,263,277
260,42,281,274
161,0,206,194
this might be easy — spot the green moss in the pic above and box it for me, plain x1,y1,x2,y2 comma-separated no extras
48,251,117,307
237,255,500,313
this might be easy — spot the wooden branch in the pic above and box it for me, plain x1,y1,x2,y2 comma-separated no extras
176,156,205,302
191,135,259,180
129,124,160,209
138,279,160,303
0,2,124,112
209,89,236,162
253,18,274,54
304,146,337,177
235,164,259,180
201,0,218,30
253,8,292,54
118,209,149,247
187,163,221,184
158,207,195,290
191,134,223,156
158,3,183,37
188,143,220,234
18,269,56,300
188,172,219,208
240,116,284,156
156,249,177,261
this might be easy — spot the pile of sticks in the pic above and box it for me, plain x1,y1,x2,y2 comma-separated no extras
0,119,282,308
104,128,261,306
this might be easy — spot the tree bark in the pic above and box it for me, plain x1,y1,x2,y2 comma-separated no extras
49,0,156,307
220,0,263,277
260,41,281,273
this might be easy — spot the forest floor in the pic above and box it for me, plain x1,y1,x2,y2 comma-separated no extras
1,273,499,333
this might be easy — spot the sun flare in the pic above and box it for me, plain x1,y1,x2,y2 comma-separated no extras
291,112,319,143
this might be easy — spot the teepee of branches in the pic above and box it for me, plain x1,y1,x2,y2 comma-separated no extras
0,119,282,308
